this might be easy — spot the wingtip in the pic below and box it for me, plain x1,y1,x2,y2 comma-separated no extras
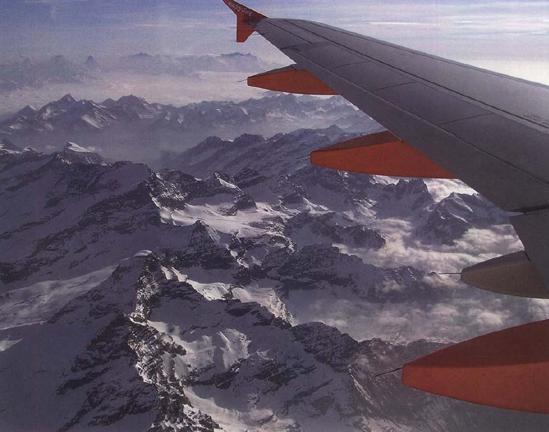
221,0,266,43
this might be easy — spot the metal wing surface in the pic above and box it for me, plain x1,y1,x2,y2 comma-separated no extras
221,0,549,293
256,18,549,212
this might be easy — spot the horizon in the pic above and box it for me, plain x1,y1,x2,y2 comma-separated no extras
2,0,549,80
2,1,549,116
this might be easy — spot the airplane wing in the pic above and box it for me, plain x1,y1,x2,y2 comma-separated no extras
221,0,549,300
221,0,549,413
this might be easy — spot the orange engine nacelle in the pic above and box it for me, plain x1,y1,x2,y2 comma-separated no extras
310,131,455,179
248,65,338,96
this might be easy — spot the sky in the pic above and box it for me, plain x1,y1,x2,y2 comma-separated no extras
3,0,549,84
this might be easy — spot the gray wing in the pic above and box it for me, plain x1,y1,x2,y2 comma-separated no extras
253,18,549,293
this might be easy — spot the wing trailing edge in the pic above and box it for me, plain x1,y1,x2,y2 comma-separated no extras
248,65,337,95
310,131,455,179
403,319,549,413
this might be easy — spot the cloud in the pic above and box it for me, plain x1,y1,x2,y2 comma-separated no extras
424,179,475,202
431,304,460,321
287,281,549,345
339,215,522,276
378,280,405,294
470,309,508,331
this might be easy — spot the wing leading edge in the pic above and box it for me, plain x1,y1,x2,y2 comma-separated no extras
220,0,549,413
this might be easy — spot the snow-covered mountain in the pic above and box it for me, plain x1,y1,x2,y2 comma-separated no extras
3,249,547,432
0,94,373,167
1,122,547,431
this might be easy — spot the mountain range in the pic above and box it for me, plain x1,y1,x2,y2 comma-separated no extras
0,93,373,167
1,118,546,431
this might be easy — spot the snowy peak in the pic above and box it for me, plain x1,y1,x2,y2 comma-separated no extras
287,211,385,249
233,133,265,147
375,178,435,217
395,178,431,200
64,141,93,153
189,220,221,249
418,191,509,245
167,221,236,270
38,94,79,120
12,94,119,134
0,138,22,154
84,54,100,71
0,153,159,286
1,252,223,432
0,250,389,431
60,142,105,165
56,93,77,106
16,105,37,119
169,128,343,179
116,94,147,106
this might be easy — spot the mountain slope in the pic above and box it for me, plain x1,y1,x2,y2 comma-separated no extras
0,123,546,431
2,251,547,432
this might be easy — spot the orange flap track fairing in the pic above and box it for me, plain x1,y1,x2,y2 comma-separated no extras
248,66,338,95
310,131,455,179
222,0,266,42
403,319,549,413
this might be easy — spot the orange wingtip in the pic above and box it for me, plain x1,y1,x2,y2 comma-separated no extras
221,0,266,42
310,131,455,179
403,319,549,413
248,65,338,95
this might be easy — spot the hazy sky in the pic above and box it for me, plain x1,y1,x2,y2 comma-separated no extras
2,0,549,83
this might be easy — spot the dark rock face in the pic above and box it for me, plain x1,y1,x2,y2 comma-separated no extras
287,212,385,249
2,254,222,432
0,149,258,288
418,192,510,245
277,245,359,285
291,322,359,372
0,138,21,153
375,178,435,217
234,168,267,189
166,221,236,270
0,149,163,286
